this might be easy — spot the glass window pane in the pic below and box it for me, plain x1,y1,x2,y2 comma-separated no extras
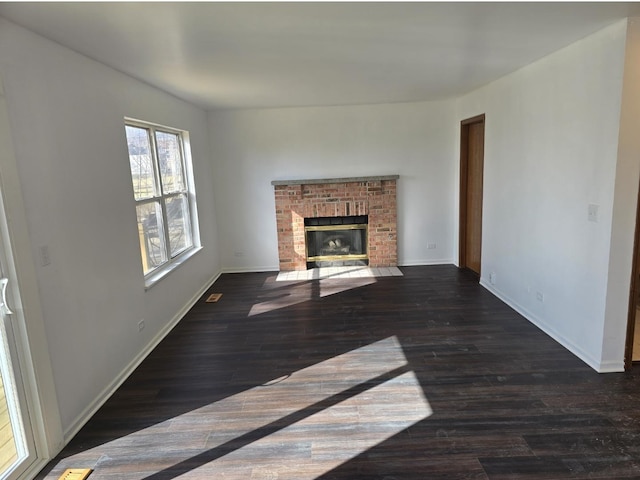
136,202,168,274
126,126,157,200
166,194,192,257
155,131,185,194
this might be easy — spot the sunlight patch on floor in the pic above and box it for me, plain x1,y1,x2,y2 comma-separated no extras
248,276,377,316
175,335,431,479
187,371,430,480
72,336,431,479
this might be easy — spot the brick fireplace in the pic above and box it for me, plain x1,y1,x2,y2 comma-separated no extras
271,175,399,271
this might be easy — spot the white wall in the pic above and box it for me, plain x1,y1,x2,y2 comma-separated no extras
0,18,221,438
456,20,628,371
208,101,457,271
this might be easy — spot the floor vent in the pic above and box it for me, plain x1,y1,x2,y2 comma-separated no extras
58,469,93,480
205,293,222,303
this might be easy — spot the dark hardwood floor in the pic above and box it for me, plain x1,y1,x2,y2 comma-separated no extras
37,265,640,479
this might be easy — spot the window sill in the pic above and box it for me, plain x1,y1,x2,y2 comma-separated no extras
144,246,203,290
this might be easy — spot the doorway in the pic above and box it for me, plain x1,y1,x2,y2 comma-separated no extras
625,176,640,368
0,76,53,479
459,114,485,276
0,174,38,479
0,235,36,479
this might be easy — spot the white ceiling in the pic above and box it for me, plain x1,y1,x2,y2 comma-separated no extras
1,2,638,110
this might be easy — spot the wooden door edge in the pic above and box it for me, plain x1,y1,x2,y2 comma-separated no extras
459,122,469,268
458,114,485,270
624,175,640,369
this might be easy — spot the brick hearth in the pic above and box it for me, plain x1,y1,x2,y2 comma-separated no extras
271,176,398,271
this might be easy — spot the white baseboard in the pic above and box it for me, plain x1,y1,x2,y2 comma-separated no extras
597,360,626,373
399,259,454,267
479,279,624,373
222,265,279,273
62,270,222,442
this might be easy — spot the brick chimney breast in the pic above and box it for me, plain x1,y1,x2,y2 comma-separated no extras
272,176,398,271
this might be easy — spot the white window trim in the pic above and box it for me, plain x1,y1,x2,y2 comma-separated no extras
144,245,203,290
125,117,202,289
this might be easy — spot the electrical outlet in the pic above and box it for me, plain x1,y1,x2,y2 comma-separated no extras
489,272,496,285
427,243,437,250
138,319,145,332
588,204,599,222
536,291,544,302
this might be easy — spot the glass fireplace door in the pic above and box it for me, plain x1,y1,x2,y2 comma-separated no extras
305,216,368,267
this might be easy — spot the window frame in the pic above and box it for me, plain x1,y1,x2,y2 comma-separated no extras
125,118,201,288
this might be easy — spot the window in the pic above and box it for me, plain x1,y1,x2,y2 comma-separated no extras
125,119,199,282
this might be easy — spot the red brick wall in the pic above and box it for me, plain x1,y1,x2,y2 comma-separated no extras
274,179,397,270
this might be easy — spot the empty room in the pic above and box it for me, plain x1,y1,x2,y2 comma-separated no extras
2,2,640,479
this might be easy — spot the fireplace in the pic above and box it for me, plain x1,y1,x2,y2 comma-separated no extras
272,175,398,271
305,215,368,268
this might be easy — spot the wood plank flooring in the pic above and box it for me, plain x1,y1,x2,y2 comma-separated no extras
36,265,640,479
0,369,18,474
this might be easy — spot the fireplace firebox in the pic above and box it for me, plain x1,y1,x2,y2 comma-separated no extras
305,216,368,268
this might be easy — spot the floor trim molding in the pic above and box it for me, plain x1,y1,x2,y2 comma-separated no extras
62,270,222,442
480,279,623,373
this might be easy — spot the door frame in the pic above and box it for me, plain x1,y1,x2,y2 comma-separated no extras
624,175,640,369
0,76,63,477
459,114,486,273
0,180,36,479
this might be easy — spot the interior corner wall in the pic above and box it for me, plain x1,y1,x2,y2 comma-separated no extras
0,17,221,437
207,101,457,272
456,20,628,372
